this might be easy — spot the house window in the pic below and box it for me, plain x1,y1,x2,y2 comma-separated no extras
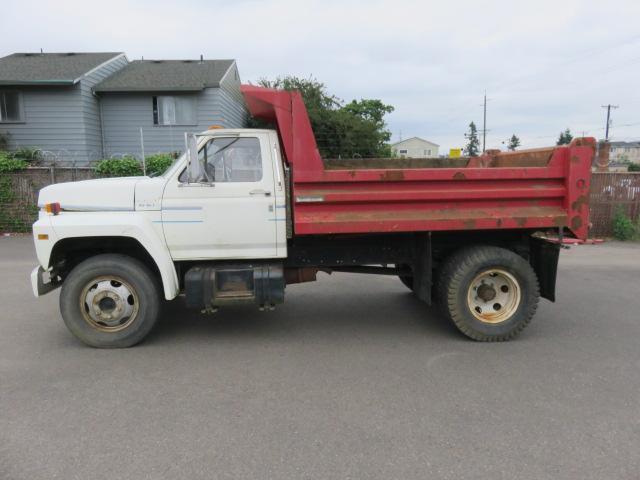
153,95,196,126
0,92,23,122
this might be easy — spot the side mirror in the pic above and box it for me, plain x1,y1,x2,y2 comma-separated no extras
185,133,206,183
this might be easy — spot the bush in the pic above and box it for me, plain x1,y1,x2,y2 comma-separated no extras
145,153,175,176
628,163,640,172
95,157,143,177
0,132,10,150
612,207,637,241
12,146,41,164
0,152,26,206
0,151,27,173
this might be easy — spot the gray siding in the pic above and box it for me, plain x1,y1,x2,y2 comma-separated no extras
0,85,86,161
100,85,247,158
218,62,248,127
0,54,127,163
79,54,128,160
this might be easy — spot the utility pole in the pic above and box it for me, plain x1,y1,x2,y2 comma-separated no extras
482,91,487,153
601,104,619,140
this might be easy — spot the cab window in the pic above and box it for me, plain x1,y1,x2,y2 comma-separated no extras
180,137,262,183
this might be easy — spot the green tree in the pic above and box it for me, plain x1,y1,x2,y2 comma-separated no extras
556,128,573,145
254,76,394,158
507,134,521,151
464,122,480,157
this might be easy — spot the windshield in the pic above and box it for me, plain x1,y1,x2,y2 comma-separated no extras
159,151,187,178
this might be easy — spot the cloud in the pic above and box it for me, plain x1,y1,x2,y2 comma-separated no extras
2,0,639,152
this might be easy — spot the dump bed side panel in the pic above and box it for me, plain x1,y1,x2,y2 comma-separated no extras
241,85,593,240
293,142,593,239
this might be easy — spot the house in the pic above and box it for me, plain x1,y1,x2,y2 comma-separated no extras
609,141,640,164
0,52,128,162
391,137,439,158
93,59,246,158
0,52,247,163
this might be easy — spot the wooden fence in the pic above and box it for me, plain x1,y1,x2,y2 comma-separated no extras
589,172,640,237
1,169,639,237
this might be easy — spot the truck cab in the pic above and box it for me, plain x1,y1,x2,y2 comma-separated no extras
157,129,287,260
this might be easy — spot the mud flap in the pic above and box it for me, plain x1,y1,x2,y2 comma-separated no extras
529,236,560,302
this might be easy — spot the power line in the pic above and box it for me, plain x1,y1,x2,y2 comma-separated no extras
482,91,487,152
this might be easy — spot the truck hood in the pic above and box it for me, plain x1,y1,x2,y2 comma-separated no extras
38,177,145,212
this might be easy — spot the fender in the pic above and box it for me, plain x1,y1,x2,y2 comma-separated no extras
36,211,179,300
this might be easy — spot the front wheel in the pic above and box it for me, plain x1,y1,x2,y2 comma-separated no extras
438,246,540,341
59,254,160,348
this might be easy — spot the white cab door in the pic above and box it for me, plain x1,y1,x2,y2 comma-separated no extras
161,134,278,260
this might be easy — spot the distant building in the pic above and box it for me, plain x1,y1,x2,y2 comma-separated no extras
609,141,640,164
391,137,439,158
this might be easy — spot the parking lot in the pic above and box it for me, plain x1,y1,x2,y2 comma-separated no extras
1,236,639,479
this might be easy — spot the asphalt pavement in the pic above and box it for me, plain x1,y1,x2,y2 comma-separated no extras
1,236,639,480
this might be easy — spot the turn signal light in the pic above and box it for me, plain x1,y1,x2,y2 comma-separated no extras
44,202,61,215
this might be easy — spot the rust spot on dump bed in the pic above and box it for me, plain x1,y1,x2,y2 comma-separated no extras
327,206,567,225
570,155,581,164
553,216,568,226
571,216,583,230
486,149,553,167
380,171,404,181
496,218,503,227
324,157,470,169
453,172,466,180
571,195,589,213
463,219,476,229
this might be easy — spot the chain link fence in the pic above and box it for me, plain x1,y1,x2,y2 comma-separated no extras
1,167,97,232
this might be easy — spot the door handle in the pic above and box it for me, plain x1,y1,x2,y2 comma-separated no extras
249,189,271,196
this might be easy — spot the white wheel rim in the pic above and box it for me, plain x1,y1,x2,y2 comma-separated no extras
467,268,521,324
79,276,139,332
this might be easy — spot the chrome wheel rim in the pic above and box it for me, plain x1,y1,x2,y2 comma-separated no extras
79,276,139,332
467,269,521,324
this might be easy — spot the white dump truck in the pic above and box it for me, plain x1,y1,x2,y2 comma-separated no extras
31,86,594,347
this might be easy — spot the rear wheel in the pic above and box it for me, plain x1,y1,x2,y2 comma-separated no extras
438,246,539,341
59,254,160,348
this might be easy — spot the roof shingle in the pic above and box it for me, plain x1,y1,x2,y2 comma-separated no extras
94,59,235,92
0,52,124,85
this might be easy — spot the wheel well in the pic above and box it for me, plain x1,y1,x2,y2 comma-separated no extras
50,236,162,283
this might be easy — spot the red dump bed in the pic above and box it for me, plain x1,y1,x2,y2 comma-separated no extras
241,85,593,240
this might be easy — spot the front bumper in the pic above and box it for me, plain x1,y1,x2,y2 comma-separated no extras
31,266,60,297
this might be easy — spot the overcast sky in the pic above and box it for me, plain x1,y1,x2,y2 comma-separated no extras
3,0,639,152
